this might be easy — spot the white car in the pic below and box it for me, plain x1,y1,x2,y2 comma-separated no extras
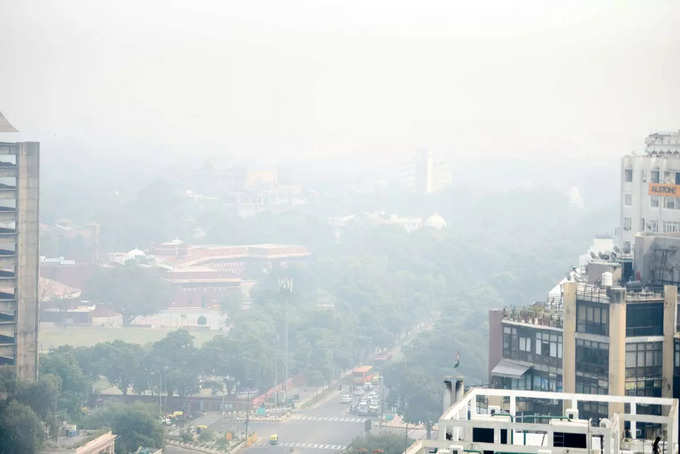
340,394,352,404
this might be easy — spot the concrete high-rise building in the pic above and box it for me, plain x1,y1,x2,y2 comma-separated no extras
620,130,680,253
415,150,452,194
0,113,40,382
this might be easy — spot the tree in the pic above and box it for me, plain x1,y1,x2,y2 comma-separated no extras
89,341,146,395
347,434,411,454
383,365,441,439
85,264,172,325
149,330,200,398
40,347,91,419
15,374,61,421
0,366,16,396
0,400,45,454
85,402,163,454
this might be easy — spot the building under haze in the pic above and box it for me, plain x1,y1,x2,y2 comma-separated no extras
620,130,680,253
415,150,453,194
487,232,680,441
0,113,40,382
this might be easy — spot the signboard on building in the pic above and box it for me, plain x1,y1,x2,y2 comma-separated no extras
649,183,680,197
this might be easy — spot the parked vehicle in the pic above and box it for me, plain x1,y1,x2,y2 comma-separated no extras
340,394,352,404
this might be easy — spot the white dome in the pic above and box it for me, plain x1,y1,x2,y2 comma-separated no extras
424,213,447,230
127,248,146,258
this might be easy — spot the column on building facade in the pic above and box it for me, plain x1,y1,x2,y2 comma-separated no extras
562,282,577,396
488,309,503,383
608,287,626,420
663,285,677,398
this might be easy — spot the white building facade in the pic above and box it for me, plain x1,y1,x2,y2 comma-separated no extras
620,130,680,252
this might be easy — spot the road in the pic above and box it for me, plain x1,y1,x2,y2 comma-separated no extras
231,390,365,454
164,390,369,454
166,319,436,454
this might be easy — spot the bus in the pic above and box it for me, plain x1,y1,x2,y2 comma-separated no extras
352,365,373,384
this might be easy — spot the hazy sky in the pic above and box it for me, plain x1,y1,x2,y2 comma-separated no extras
1,1,679,162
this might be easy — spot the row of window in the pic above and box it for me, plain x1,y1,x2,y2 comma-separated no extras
624,168,680,184
503,327,564,364
576,301,609,335
625,378,662,397
575,339,608,377
625,195,680,210
575,375,608,395
625,342,663,377
626,303,663,337
622,216,680,233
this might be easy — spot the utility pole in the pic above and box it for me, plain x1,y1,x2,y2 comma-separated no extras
279,278,293,404
379,375,384,429
245,390,251,442
404,422,409,454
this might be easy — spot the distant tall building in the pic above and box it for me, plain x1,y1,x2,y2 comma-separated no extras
620,130,680,253
415,150,452,194
0,113,40,382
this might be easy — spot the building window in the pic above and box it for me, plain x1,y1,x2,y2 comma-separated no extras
651,196,660,208
576,339,609,377
665,171,674,183
664,221,680,233
625,168,633,182
535,331,562,359
576,301,609,335
665,197,676,209
519,336,531,352
647,219,658,232
676,172,680,185
651,169,660,183
624,194,632,206
625,342,663,397
623,217,632,231
626,303,663,337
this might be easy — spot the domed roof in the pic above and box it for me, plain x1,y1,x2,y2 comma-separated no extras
424,213,447,230
127,248,146,258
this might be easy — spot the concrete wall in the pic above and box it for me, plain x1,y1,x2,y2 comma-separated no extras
562,282,576,397
487,309,503,382
663,285,677,398
15,142,39,382
608,287,626,419
634,233,680,286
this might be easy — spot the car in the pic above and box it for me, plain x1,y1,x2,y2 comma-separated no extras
340,394,352,404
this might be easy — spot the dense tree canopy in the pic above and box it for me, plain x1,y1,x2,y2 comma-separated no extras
85,402,163,454
84,265,172,325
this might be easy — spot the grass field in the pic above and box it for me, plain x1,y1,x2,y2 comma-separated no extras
39,325,223,351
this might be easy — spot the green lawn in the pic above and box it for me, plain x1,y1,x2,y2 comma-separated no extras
39,325,222,351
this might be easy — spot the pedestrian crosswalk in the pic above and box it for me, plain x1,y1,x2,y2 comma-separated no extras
289,414,364,424
250,440,347,450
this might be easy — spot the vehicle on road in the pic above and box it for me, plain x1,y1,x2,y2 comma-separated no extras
270,434,279,445
340,394,352,404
